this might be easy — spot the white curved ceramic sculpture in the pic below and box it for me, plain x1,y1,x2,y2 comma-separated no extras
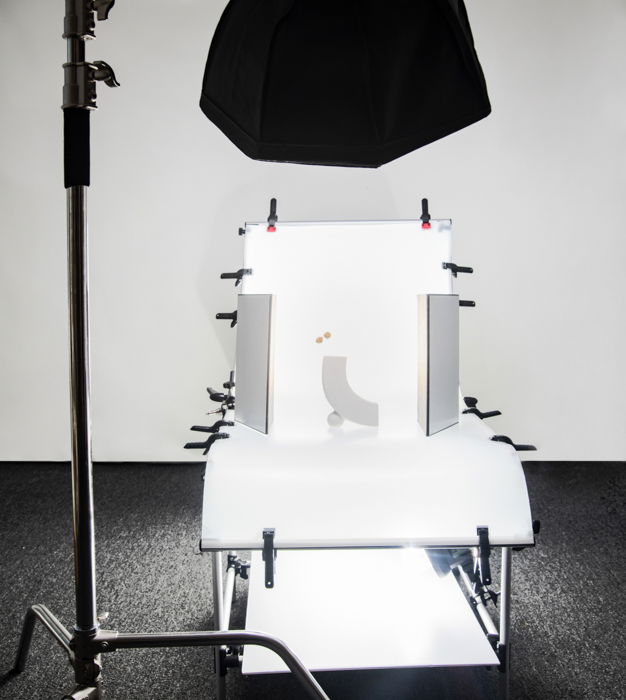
322,356,379,427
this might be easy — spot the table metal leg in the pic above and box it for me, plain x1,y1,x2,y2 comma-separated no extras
498,547,512,700
223,551,237,626
13,604,72,673
212,551,226,700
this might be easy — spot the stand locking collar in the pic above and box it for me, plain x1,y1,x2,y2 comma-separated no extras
63,0,115,41
62,1,119,110
63,60,120,110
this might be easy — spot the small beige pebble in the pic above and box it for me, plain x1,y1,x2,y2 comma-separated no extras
315,337,323,343
323,331,332,339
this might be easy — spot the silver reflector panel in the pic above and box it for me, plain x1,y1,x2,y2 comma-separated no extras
418,294,459,436
235,294,274,433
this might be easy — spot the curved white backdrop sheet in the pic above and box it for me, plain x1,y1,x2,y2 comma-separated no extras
241,219,452,439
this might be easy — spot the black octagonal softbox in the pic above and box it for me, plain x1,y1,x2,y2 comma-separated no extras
200,0,491,168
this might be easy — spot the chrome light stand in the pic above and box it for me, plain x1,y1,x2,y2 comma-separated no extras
11,3,328,698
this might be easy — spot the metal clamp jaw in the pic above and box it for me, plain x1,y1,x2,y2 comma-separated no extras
462,396,502,420
218,645,243,675
223,372,235,391
475,527,492,587
206,373,236,410
227,553,250,580
262,529,276,588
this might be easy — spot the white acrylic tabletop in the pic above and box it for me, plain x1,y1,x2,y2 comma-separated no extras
201,408,534,550
243,548,499,674
201,218,534,550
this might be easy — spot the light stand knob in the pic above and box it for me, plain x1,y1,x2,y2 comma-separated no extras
94,0,116,21
92,60,120,88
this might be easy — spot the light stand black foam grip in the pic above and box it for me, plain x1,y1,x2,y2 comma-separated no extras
64,107,90,188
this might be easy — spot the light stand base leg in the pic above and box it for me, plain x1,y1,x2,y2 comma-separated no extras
212,551,227,700
12,625,329,700
13,604,104,699
13,605,72,674
62,685,101,700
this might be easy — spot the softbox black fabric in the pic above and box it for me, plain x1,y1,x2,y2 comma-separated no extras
200,0,491,168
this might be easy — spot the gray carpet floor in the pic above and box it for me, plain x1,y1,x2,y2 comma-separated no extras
0,461,623,700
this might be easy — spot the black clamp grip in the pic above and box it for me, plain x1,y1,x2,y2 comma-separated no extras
420,198,431,229
476,526,492,586
443,262,474,277
190,420,234,434
220,268,252,286
216,311,237,328
184,432,229,456
267,198,278,232
222,370,235,410
207,387,229,403
92,60,120,88
462,397,501,419
491,435,537,451
464,407,502,419
262,528,276,588
459,300,476,307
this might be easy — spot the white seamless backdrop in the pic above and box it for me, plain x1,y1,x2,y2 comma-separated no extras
0,0,624,462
